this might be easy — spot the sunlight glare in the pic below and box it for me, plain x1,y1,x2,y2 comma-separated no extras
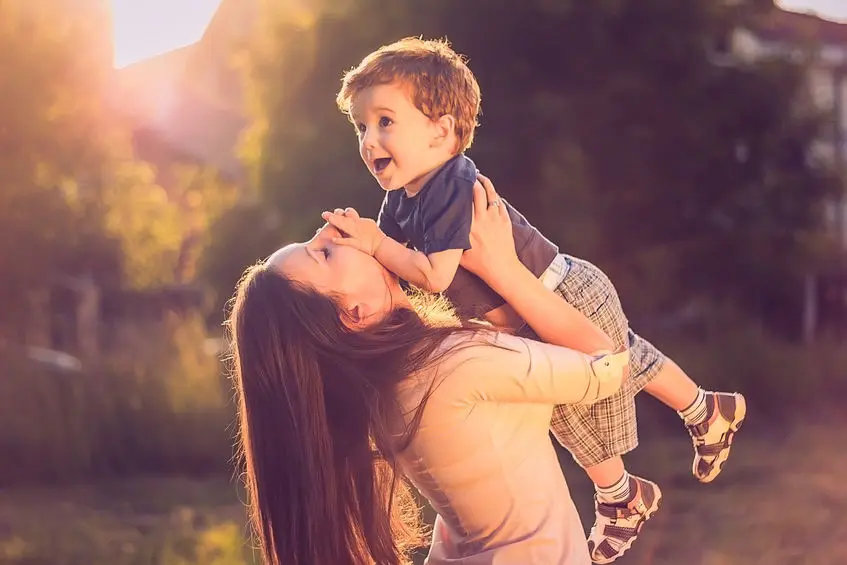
111,0,221,68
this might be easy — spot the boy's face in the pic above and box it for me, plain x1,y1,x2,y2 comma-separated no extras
349,82,449,193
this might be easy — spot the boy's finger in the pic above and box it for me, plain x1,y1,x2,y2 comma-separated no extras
321,212,354,233
331,237,360,249
344,207,360,219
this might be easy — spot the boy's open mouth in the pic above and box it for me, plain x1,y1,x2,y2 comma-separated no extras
374,157,392,174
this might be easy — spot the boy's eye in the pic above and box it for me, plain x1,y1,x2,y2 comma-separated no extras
379,116,392,128
321,247,331,258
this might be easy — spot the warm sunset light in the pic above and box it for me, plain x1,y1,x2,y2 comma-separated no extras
110,0,221,68
5,0,847,563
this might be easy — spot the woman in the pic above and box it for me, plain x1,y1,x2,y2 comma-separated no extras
228,176,629,565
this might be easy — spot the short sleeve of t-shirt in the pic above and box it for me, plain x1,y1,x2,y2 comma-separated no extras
377,194,407,244
420,171,473,255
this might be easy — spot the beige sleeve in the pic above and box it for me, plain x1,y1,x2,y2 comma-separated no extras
442,332,627,406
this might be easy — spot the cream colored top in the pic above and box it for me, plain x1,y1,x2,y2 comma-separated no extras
394,332,627,565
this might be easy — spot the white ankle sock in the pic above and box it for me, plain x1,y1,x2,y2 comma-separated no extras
680,388,709,426
595,472,631,505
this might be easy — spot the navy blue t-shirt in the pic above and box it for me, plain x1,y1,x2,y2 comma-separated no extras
377,154,558,319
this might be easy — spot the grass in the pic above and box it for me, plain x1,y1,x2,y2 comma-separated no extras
563,417,847,565
0,418,842,565
0,477,255,565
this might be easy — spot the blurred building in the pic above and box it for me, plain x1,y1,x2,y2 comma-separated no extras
730,10,847,233
718,8,847,340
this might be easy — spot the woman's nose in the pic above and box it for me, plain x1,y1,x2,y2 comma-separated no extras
313,223,339,242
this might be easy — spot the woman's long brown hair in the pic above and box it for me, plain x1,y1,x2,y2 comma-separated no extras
228,263,471,565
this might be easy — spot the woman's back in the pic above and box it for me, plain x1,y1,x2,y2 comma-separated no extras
393,332,593,564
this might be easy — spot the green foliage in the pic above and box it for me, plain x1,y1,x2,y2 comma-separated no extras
0,0,122,331
1,0,843,493
0,0,240,329
0,477,257,565
650,314,847,419
204,0,837,336
104,161,238,289
2,308,836,488
3,426,847,565
0,316,232,486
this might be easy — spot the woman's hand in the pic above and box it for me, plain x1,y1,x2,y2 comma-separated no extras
460,174,521,282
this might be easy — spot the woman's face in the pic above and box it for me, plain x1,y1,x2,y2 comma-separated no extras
268,223,406,326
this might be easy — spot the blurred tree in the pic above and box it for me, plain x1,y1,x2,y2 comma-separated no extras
0,0,238,341
0,0,121,337
523,0,838,334
208,0,835,336
102,161,237,289
203,0,424,317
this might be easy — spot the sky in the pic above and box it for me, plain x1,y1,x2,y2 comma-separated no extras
111,0,221,68
110,0,847,69
778,0,847,22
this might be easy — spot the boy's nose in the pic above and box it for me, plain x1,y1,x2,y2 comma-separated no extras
361,129,378,150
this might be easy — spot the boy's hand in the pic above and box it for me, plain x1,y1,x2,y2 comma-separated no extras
313,208,351,238
321,208,386,256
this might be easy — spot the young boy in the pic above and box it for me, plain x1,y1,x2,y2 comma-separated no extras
327,37,746,563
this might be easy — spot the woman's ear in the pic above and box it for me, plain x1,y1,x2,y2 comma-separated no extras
430,114,456,149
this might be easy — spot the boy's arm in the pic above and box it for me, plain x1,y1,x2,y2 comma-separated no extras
373,239,461,293
322,211,462,292
376,198,462,292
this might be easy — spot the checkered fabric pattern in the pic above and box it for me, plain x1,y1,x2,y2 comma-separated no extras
519,254,666,468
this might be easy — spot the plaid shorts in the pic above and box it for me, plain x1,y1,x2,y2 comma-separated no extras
519,254,666,468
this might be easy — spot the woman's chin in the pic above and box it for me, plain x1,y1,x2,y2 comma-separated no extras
383,272,408,301
385,274,403,294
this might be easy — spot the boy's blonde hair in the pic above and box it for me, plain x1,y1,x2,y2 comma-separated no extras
336,37,481,153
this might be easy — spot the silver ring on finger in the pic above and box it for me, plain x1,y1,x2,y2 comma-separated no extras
489,199,501,208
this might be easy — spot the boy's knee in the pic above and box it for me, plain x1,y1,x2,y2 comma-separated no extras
628,331,667,381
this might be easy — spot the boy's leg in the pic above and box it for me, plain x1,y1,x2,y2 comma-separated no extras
639,354,747,483
558,253,747,485
551,393,661,565
533,255,662,564
640,357,699,409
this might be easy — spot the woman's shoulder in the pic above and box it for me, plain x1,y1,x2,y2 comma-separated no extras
427,329,529,377
439,328,525,352
397,331,485,389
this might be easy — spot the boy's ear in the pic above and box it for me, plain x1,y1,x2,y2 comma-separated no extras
430,114,457,148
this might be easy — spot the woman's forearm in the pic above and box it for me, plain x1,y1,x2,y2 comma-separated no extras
485,260,615,354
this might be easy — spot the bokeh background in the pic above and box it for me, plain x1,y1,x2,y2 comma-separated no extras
2,0,846,564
